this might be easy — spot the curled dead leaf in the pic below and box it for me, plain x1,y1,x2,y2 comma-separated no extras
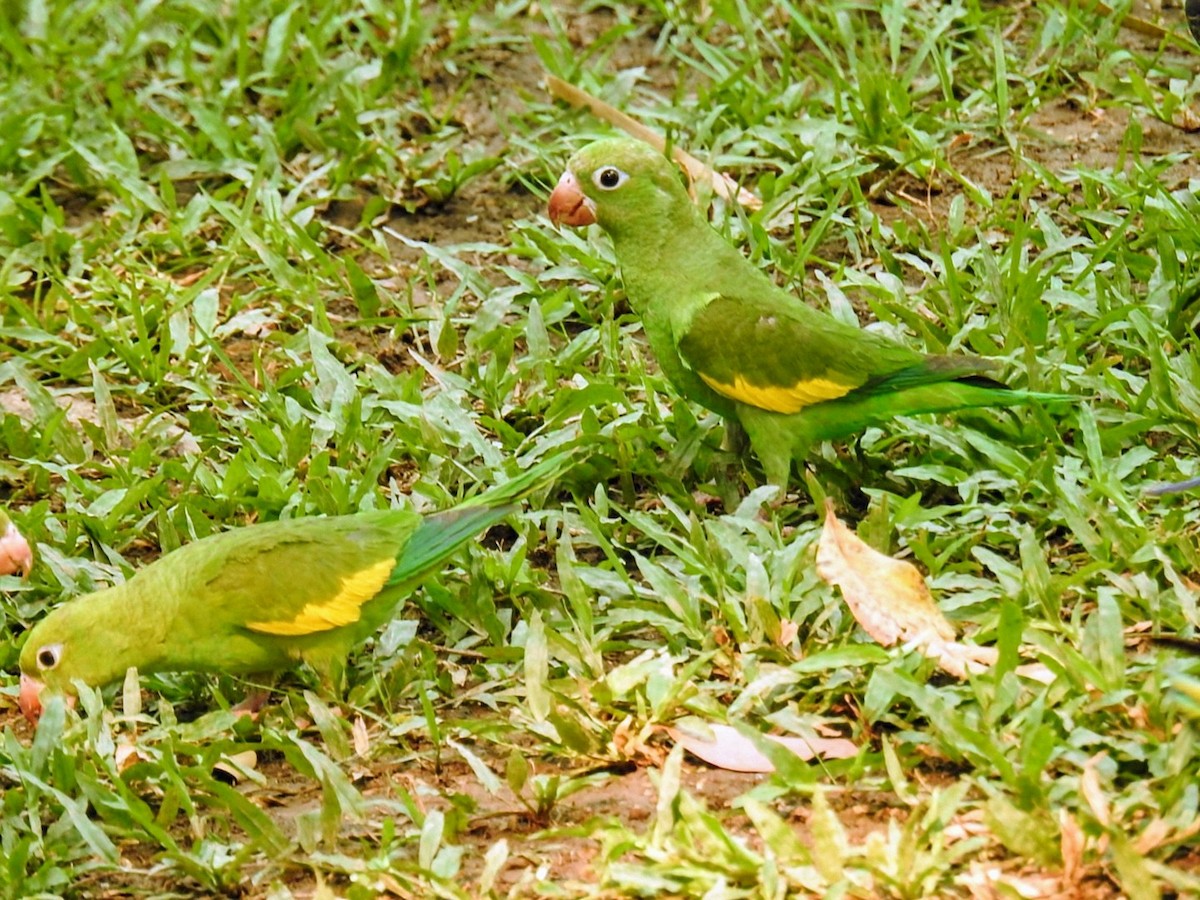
813,501,1055,680
213,750,259,785
352,715,370,758
115,738,151,773
816,500,955,646
777,618,800,646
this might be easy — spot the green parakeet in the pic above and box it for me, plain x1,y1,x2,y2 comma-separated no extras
548,138,1071,490
0,509,32,578
18,454,571,722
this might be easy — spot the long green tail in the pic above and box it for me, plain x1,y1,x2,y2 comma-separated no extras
799,381,1076,446
390,448,579,583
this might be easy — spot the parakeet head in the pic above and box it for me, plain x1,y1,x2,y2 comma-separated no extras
0,511,33,578
18,592,128,722
548,138,693,239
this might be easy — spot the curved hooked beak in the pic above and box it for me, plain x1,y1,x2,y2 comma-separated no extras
18,673,45,724
547,171,597,227
0,521,32,578
17,674,74,725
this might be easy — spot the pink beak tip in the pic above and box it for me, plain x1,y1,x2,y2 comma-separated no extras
547,171,596,227
18,673,44,724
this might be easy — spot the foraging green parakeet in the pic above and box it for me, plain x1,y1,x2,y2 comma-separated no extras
18,454,571,722
548,138,1071,490
0,509,32,578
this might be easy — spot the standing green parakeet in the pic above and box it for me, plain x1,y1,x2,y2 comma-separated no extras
0,509,32,578
548,138,1071,491
18,454,572,722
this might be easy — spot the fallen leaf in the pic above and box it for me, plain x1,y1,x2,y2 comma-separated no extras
613,715,667,767
818,500,1008,677
777,618,800,646
667,722,857,773
352,715,370,758
960,862,1065,899
1060,809,1084,887
114,738,151,772
1014,662,1057,685
1079,753,1110,828
816,500,954,645
213,750,259,785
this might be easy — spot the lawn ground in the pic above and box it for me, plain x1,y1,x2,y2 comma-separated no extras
2,1,1200,897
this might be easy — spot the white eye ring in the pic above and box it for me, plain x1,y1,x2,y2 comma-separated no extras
592,166,628,191
36,643,63,671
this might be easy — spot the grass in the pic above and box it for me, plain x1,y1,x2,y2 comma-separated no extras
1,0,1199,896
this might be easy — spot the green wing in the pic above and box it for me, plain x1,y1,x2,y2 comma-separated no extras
182,510,420,637
675,293,999,415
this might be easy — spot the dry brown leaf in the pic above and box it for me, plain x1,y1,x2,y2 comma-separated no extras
816,500,1015,678
815,503,1064,681
816,500,955,646
1059,808,1084,888
960,862,1065,899
352,715,370,758
613,715,668,767
545,74,762,210
1173,105,1200,132
1014,662,1057,685
1079,753,1111,828
114,738,151,773
213,750,259,784
667,723,857,773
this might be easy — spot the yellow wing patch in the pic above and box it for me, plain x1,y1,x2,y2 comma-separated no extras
699,372,854,414
246,558,395,636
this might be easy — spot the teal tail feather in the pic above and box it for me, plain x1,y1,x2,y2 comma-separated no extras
798,382,1076,446
391,447,579,583
391,503,517,584
457,447,582,509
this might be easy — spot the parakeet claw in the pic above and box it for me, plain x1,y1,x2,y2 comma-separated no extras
548,171,597,226
0,521,32,578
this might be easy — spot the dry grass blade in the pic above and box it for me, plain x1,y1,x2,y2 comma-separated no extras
545,74,763,210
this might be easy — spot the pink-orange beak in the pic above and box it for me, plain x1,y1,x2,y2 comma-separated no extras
547,171,596,227
0,521,32,578
18,673,45,723
16,674,74,724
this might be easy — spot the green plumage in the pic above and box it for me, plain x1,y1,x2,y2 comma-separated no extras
554,138,1072,488
18,452,572,705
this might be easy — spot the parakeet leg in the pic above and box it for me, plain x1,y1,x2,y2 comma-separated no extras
736,407,796,501
721,418,750,456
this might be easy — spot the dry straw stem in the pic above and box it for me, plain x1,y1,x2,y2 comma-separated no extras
546,74,763,210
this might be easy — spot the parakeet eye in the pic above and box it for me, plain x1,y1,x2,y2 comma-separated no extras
593,166,628,190
35,643,62,670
